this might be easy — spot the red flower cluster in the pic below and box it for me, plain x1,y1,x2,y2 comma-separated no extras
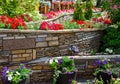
92,17,111,24
40,22,64,30
0,15,27,29
71,20,86,25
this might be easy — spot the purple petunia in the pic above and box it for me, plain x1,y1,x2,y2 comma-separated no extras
58,59,62,64
70,57,73,60
107,71,112,76
66,72,72,74
103,59,108,64
1,66,8,83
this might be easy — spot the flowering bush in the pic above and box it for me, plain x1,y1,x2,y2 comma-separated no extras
1,64,32,84
93,58,120,81
48,56,77,84
0,15,27,29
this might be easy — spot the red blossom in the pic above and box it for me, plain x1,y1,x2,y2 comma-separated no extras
28,17,32,22
39,22,64,30
40,22,50,30
104,18,111,24
92,18,98,22
76,20,85,25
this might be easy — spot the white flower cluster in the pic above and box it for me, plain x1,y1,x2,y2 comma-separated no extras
105,48,113,54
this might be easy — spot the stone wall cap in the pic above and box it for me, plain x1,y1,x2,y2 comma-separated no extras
51,55,120,60
0,28,105,34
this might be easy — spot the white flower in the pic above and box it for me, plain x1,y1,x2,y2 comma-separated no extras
105,48,109,52
16,71,20,75
105,48,113,54
8,75,12,81
49,59,53,64
109,50,113,54
54,59,58,63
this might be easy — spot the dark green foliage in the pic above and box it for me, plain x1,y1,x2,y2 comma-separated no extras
73,0,86,21
85,0,93,20
101,23,120,54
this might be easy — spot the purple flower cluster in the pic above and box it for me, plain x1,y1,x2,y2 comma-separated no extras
93,59,108,67
1,66,8,83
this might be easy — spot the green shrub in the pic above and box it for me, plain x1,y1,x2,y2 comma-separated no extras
101,22,120,54
85,0,93,20
73,0,86,21
0,0,39,17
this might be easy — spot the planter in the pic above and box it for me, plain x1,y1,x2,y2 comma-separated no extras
96,71,111,84
56,72,77,84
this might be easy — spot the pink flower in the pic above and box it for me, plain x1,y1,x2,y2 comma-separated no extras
113,5,118,9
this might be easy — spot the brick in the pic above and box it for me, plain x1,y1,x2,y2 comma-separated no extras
0,40,2,45
27,35,37,38
36,42,47,47
48,41,59,46
26,57,32,61
12,50,25,54
0,58,8,63
15,36,25,39
3,39,35,50
46,37,58,41
38,34,47,37
26,49,32,53
3,37,14,40
52,37,58,40
22,54,30,57
43,65,50,70
32,65,42,70
0,34,7,38
0,51,11,56
12,55,18,58
46,37,52,41
12,57,25,62
36,37,45,42
18,54,22,57
33,49,36,59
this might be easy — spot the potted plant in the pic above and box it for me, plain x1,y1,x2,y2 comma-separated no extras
48,56,77,84
93,58,120,84
1,64,32,84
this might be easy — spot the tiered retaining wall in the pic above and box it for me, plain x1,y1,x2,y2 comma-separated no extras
0,29,103,64
0,28,104,84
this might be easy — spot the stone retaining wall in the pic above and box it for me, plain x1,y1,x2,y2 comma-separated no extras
0,28,104,84
0,29,103,64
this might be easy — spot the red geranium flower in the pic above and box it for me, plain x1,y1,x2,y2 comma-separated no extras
104,18,111,24
76,20,85,25
40,22,50,30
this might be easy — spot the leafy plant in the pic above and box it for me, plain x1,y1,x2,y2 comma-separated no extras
1,64,32,84
48,56,77,84
63,21,79,29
